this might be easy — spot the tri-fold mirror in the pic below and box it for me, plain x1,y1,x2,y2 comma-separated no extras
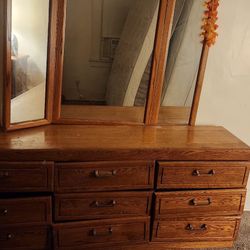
159,0,204,124
10,0,49,123
60,0,159,123
3,0,56,130
3,0,218,130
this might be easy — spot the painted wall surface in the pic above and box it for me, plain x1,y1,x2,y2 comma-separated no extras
12,0,49,87
10,0,49,123
196,0,250,210
63,0,133,102
63,0,107,102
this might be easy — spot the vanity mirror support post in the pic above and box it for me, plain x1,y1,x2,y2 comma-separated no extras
3,0,57,131
189,43,210,126
3,0,11,130
52,0,66,122
144,0,176,125
146,0,217,126
46,0,59,123
190,0,219,125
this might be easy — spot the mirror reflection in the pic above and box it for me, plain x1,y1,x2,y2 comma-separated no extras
10,0,49,124
159,0,204,124
61,0,159,122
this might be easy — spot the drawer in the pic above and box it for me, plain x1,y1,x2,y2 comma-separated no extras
0,225,51,249
53,217,150,249
154,189,246,219
152,217,240,242
0,197,51,225
157,162,250,189
55,192,152,221
0,162,54,192
55,161,154,192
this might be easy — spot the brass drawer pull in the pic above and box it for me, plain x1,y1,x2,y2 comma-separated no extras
190,198,212,206
93,170,117,178
0,172,9,178
186,224,207,232
1,209,8,216
192,169,215,177
0,233,14,241
91,227,113,237
7,233,13,240
94,200,117,208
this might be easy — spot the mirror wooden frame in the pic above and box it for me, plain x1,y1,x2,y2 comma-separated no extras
2,0,58,131
52,0,211,126
2,0,214,130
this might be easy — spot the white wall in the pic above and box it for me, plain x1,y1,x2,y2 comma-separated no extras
12,0,49,87
10,0,49,123
196,0,250,210
63,0,133,102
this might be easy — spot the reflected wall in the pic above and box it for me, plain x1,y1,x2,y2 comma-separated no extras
159,0,204,124
10,0,49,124
61,0,160,123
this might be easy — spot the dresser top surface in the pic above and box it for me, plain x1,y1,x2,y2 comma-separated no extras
0,125,249,161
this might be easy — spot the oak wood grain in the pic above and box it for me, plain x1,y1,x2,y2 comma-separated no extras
152,216,241,242
77,241,234,250
58,106,191,125
53,217,150,250
157,161,250,189
0,162,54,192
60,105,144,125
0,196,52,225
3,0,11,130
145,0,176,125
52,0,66,122
0,225,51,250
158,106,190,125
55,191,152,222
189,44,210,126
55,161,154,193
0,125,249,161
154,189,246,218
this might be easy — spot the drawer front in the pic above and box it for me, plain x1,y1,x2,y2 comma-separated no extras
53,217,149,249
152,217,240,242
0,225,51,249
0,197,51,225
157,162,249,189
154,190,246,218
0,162,54,192
55,192,152,221
55,161,154,192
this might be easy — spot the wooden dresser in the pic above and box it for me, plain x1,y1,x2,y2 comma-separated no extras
0,125,249,250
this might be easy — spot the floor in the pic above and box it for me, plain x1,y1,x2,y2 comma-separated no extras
202,212,250,250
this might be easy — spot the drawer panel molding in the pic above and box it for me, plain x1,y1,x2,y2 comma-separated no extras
0,197,52,225
0,225,51,249
157,162,250,189
152,217,240,242
55,161,154,192
55,192,152,221
53,217,150,249
154,189,246,218
0,162,54,192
